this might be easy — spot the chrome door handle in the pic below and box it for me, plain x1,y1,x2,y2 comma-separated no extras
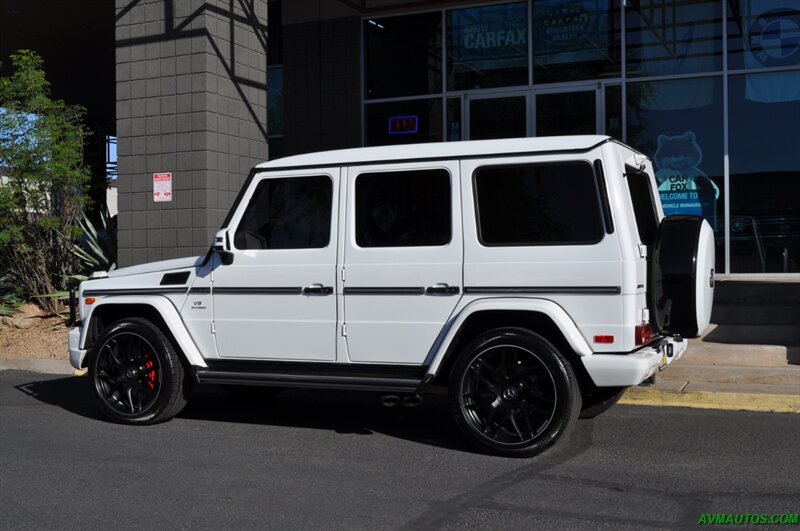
303,284,333,295
426,284,460,295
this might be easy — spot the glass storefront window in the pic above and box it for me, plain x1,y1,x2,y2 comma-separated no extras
447,2,529,91
605,84,622,140
626,77,725,269
365,13,442,100
447,97,462,141
468,95,527,140
727,2,800,71
626,0,722,78
729,71,800,273
532,0,621,83
364,99,443,146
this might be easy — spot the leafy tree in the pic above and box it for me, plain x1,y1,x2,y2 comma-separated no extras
0,50,91,313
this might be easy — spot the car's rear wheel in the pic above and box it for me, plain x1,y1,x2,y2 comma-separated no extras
88,317,189,424
449,327,581,457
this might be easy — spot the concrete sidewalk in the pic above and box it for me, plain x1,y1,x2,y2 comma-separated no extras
620,326,800,414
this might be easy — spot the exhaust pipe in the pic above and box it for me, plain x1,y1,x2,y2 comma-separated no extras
380,394,401,407
402,394,423,408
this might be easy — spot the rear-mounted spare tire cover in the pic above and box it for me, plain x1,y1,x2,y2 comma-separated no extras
651,215,715,338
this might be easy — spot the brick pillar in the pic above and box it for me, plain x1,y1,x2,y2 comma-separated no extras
115,0,268,266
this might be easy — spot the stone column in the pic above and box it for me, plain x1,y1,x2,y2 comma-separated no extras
115,0,268,266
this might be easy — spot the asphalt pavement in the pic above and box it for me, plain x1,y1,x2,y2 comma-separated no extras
1,370,798,530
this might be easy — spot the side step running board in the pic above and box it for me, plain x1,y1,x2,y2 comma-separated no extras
196,360,432,392
195,370,423,392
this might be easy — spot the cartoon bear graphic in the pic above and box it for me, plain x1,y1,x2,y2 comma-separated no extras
654,132,719,228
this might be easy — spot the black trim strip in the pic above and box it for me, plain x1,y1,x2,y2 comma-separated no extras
83,288,188,296
343,287,426,295
464,286,621,295
189,287,211,294
160,271,191,286
214,287,302,295
593,159,615,234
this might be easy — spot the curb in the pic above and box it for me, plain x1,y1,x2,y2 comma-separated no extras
0,356,81,376
620,387,800,414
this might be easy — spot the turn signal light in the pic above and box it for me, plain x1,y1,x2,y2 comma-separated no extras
635,323,652,346
594,335,614,344
84,297,96,305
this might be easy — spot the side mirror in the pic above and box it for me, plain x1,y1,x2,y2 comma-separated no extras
213,228,232,254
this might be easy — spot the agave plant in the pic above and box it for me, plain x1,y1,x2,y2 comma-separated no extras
0,273,25,317
72,202,117,273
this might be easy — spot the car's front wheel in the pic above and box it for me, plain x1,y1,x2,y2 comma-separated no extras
449,327,582,457
88,317,189,424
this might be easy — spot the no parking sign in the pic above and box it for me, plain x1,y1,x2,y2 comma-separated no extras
153,172,172,202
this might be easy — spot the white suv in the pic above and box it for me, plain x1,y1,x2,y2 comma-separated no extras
68,136,714,457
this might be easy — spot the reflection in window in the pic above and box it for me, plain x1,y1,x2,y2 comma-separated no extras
356,170,451,247
626,0,721,77
365,13,442,99
729,72,800,273
234,176,332,250
469,96,526,140
727,1,800,71
627,77,724,268
365,99,443,146
532,0,621,83
447,2,529,90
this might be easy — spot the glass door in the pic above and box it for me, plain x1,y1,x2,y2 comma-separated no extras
466,93,528,140
534,88,599,137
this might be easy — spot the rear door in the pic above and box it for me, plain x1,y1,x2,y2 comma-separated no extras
342,162,463,364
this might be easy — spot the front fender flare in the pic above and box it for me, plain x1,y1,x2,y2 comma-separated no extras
80,295,207,368
424,298,594,377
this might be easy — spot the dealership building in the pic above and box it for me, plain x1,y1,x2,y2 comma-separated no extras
1,0,798,276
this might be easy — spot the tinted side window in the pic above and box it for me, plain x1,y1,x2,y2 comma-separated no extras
626,169,659,246
234,175,332,250
475,162,604,245
356,169,451,247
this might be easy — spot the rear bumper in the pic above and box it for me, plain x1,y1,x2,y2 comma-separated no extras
68,326,86,370
581,337,687,387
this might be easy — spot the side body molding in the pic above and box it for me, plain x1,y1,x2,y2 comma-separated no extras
80,295,207,368
424,298,594,377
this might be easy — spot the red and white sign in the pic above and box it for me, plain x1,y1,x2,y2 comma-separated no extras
153,172,173,202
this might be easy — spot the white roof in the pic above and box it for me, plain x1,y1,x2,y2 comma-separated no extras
256,135,612,170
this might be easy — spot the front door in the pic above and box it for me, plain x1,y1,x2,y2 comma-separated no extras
212,169,339,361
342,161,463,364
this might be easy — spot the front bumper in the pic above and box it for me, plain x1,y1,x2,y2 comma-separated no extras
68,326,86,370
581,336,687,387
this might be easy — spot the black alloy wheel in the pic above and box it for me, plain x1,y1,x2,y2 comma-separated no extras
89,317,189,424
450,328,581,457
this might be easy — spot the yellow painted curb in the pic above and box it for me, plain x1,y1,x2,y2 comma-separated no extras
73,368,87,377
619,388,800,414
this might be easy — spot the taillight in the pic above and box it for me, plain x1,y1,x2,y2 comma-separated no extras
635,323,652,346
594,335,614,344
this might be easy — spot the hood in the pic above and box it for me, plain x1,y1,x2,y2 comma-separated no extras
107,256,204,278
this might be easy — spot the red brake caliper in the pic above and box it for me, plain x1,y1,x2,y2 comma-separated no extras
144,353,156,390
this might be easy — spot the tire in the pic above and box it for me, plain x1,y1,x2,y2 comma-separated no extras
88,317,190,424
651,215,715,337
449,327,582,458
579,386,626,419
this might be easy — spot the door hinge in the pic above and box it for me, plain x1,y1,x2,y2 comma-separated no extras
211,321,216,334
642,308,650,323
341,323,347,337
638,244,648,258
341,268,346,282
